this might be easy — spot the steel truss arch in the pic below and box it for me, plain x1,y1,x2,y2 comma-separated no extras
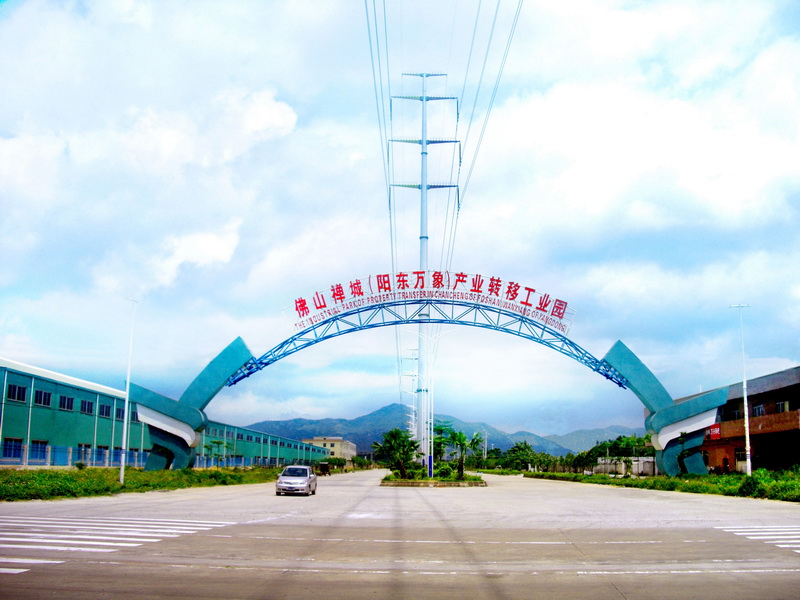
226,299,628,388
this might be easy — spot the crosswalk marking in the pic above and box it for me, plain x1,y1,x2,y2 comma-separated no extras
717,526,800,555
0,516,236,575
0,544,117,553
0,557,64,564
0,537,141,547
0,532,163,542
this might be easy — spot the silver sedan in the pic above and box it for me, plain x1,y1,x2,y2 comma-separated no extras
275,465,318,496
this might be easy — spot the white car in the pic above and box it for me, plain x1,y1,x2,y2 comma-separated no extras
275,465,318,496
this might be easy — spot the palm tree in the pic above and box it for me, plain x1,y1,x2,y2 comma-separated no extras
372,428,420,479
448,430,484,480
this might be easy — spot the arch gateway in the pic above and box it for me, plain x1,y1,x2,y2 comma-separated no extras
131,270,727,476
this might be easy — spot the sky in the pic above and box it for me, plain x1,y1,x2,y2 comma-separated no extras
1,0,799,436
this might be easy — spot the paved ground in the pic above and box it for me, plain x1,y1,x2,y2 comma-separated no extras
1,470,799,599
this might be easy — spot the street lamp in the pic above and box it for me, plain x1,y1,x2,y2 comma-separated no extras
120,298,137,485
729,304,751,476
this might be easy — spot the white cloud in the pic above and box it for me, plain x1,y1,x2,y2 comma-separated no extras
0,132,64,203
1,0,798,437
151,219,242,288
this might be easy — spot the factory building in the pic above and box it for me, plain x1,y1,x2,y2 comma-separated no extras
0,357,328,468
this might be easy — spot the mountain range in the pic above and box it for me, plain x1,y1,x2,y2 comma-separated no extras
247,403,645,456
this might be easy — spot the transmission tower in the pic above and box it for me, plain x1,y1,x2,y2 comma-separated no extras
391,73,459,477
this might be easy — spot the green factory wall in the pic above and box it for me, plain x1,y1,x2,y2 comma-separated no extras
0,361,328,468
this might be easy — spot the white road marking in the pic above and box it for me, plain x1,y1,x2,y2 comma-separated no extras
717,526,800,556
0,537,141,547
0,516,236,575
0,532,162,543
249,534,669,546
0,544,117,552
0,557,64,564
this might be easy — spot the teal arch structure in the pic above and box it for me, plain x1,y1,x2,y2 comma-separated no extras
131,299,728,476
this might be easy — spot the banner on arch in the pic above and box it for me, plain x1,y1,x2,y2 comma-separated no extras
291,270,574,335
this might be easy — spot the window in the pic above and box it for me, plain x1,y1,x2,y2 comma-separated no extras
236,433,243,441
776,401,789,413
255,437,261,444
77,443,92,462
34,390,52,407
99,404,111,418
59,395,74,411
131,410,139,423
271,440,278,446
752,404,765,417
116,407,125,420
246,435,253,442
3,438,22,459
30,440,48,461
80,399,94,415
96,445,108,461
7,384,27,402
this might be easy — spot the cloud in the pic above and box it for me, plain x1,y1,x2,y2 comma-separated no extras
1,0,798,437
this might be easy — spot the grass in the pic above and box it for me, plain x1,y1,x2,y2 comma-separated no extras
476,469,523,476
0,467,282,502
522,468,800,502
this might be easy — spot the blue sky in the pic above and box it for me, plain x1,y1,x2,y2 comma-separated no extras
1,1,798,435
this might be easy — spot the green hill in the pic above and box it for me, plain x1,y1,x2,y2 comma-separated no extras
544,426,646,453
248,403,574,456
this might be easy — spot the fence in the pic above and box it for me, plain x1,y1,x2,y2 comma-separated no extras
0,442,318,469
193,455,313,469
0,442,148,468
593,456,657,477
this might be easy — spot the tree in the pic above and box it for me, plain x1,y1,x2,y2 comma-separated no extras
448,429,484,480
351,456,371,470
372,428,421,479
203,439,231,467
503,441,536,471
326,457,347,470
433,421,454,463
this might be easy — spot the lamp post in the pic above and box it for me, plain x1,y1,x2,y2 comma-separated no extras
119,298,137,485
729,304,751,476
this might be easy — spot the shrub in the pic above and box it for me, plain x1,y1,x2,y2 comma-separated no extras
738,476,767,498
0,466,280,501
435,464,453,479
520,470,799,503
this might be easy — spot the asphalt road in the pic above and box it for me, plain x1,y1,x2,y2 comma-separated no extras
1,470,799,599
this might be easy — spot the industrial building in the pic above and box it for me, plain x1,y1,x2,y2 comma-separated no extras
303,436,358,467
0,357,328,468
699,365,800,473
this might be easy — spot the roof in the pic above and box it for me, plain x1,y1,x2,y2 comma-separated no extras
676,365,800,404
0,356,125,398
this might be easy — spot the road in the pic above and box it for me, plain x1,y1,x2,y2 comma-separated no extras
1,470,799,599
